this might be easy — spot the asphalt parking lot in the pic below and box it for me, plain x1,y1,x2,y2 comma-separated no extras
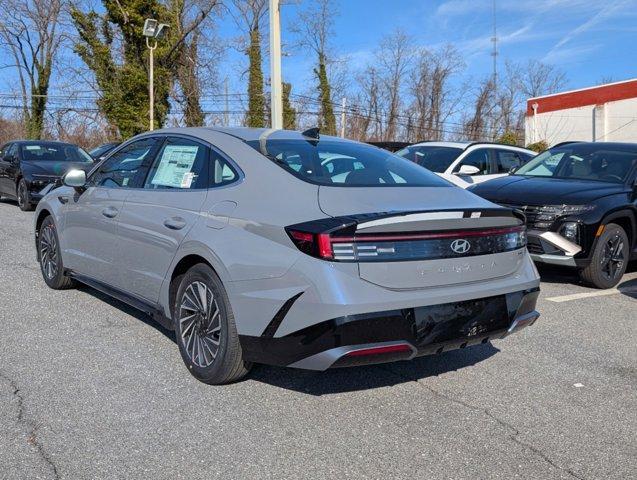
0,199,635,480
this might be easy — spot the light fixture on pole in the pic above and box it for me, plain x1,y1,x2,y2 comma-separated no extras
143,18,169,131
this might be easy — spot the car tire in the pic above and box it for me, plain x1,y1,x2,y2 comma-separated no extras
17,179,34,211
38,216,76,289
580,223,629,289
173,263,250,384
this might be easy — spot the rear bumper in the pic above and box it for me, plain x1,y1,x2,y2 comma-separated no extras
239,287,539,370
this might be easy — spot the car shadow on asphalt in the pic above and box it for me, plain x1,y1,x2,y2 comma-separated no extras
618,277,637,299
247,343,500,395
537,261,637,286
76,283,500,394
77,284,176,342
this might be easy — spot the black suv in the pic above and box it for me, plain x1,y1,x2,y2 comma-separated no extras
469,142,637,288
0,141,94,211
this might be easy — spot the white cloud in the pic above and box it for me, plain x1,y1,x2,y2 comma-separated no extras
544,0,637,61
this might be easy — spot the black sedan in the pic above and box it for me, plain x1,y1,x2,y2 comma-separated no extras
469,141,637,289
0,141,94,211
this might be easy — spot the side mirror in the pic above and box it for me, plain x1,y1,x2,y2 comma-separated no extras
509,166,518,174
457,165,481,176
63,169,87,189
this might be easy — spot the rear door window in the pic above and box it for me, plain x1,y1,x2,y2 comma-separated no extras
144,137,209,190
495,150,524,173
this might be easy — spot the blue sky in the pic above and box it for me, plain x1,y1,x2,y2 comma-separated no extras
268,0,637,94
1,0,636,117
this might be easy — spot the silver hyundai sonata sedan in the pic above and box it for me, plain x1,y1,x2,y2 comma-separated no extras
34,127,540,384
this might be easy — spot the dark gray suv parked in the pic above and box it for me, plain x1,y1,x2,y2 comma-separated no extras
34,128,540,384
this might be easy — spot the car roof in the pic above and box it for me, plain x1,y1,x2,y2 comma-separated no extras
551,141,637,150
147,126,357,144
409,140,534,152
9,140,77,147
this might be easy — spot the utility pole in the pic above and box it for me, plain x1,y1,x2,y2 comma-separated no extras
269,0,283,129
224,77,229,127
491,0,498,95
340,97,346,138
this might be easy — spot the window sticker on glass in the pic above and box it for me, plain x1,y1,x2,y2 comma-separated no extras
151,145,199,188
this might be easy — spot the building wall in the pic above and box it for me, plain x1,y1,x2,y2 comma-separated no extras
525,97,637,145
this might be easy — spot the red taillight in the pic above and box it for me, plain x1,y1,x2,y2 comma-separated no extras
287,230,340,260
289,230,313,243
346,344,412,357
317,233,333,259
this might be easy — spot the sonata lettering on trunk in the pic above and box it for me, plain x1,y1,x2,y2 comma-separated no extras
422,260,498,275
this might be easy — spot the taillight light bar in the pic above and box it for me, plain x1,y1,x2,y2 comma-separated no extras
286,225,526,262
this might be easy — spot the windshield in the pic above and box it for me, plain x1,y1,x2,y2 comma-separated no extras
395,145,463,173
515,144,637,183
21,143,93,163
246,139,450,187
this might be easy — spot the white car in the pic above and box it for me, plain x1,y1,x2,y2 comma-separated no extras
396,141,536,188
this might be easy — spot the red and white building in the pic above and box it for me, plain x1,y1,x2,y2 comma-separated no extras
525,78,637,145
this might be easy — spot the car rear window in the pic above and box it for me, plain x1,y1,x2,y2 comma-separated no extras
246,139,449,187
395,145,463,173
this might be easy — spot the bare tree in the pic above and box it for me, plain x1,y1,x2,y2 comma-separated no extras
292,0,337,135
409,44,464,141
517,59,567,98
355,65,383,140
462,78,496,141
172,0,223,127
0,0,65,139
376,29,412,141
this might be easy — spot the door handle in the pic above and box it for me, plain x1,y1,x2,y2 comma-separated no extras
101,206,119,218
163,217,187,230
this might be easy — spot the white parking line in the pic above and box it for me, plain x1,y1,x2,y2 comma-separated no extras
545,288,637,303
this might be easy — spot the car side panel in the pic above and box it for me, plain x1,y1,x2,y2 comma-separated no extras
115,189,207,302
61,186,128,285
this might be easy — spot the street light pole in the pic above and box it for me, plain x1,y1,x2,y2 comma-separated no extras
147,37,157,131
142,19,169,132
269,0,283,129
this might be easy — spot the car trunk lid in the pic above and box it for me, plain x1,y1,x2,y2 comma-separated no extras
316,186,526,289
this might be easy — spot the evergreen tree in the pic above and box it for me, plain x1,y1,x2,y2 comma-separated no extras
282,82,296,130
246,27,265,127
316,54,336,135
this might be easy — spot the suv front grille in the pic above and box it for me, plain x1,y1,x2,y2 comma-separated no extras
501,204,555,230
526,237,545,255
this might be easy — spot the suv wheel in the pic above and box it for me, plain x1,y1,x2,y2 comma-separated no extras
17,179,34,211
174,264,250,384
580,223,629,289
38,216,75,289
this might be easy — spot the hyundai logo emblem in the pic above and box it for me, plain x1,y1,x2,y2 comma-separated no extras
450,239,471,254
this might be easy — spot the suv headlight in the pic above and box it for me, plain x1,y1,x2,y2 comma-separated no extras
539,204,595,215
532,204,595,229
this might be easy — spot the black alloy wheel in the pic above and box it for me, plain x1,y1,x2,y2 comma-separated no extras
580,223,629,289
17,179,34,211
